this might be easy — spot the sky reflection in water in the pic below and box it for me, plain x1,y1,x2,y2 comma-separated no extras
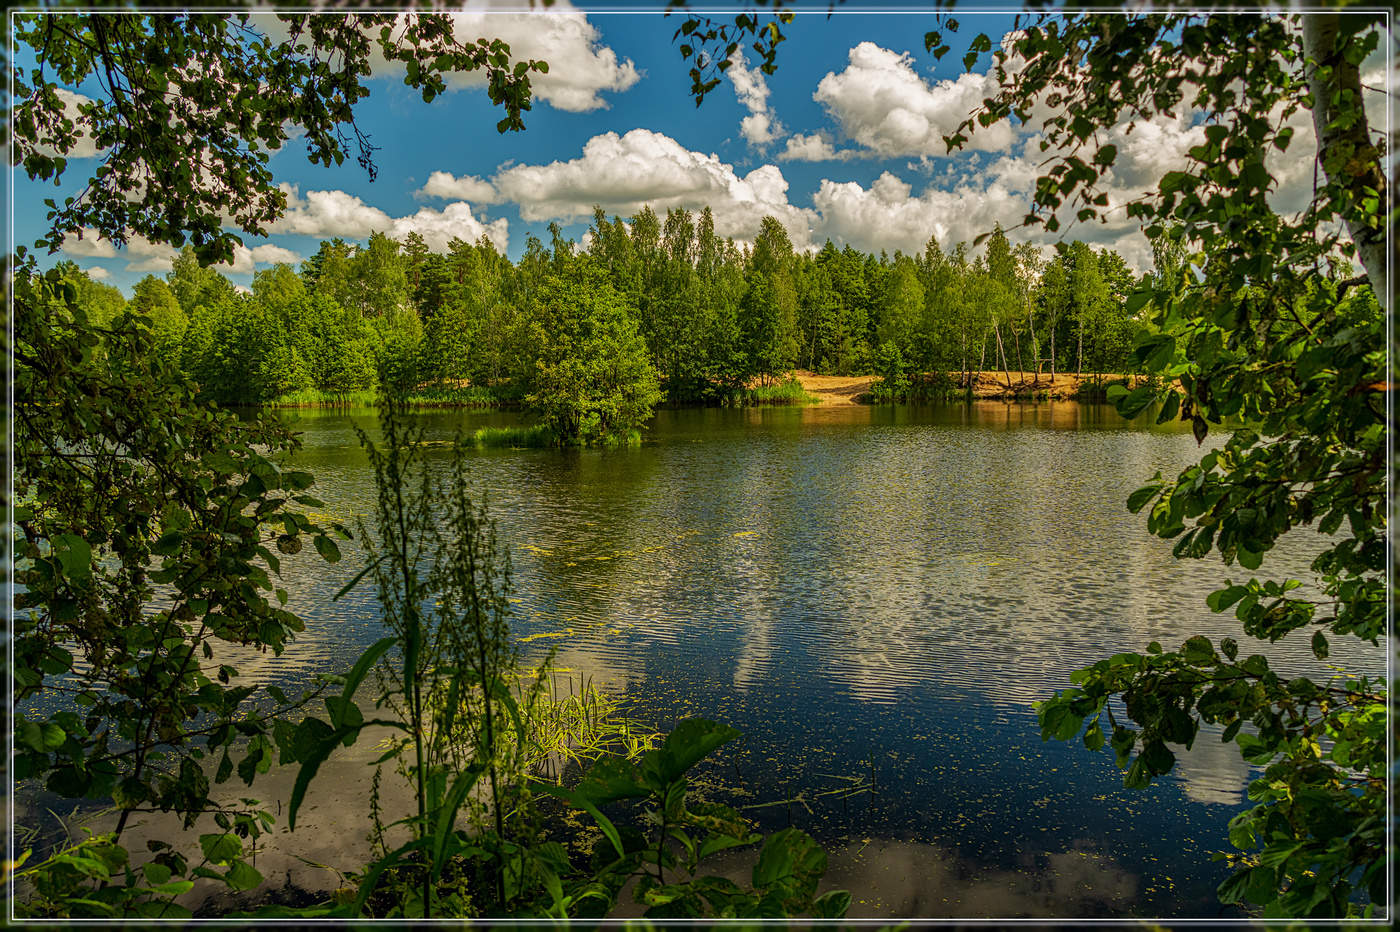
238,401,1381,918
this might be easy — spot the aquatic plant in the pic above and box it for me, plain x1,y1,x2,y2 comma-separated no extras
471,425,553,449
270,392,845,920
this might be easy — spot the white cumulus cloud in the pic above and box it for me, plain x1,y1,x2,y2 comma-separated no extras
272,184,509,253
221,243,304,275
491,128,817,249
123,236,180,274
778,132,857,163
371,2,639,112
61,229,118,258
393,202,510,254
84,265,111,281
728,49,783,148
416,170,500,203
813,42,1015,159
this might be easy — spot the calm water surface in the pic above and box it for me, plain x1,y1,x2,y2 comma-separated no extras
250,401,1381,919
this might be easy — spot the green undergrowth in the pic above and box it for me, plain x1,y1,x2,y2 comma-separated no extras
273,383,522,409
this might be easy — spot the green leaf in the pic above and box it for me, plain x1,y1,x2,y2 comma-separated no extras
641,718,741,789
697,832,757,861
813,889,852,918
332,555,384,601
53,533,92,580
753,828,824,890
1310,630,1328,660
1181,635,1216,665
1116,385,1155,419
1206,585,1249,613
224,859,263,892
142,861,173,885
199,833,242,865
150,880,195,897
1083,723,1105,751
287,723,362,830
1236,544,1262,570
340,636,396,708
353,837,431,917
313,535,341,563
1126,483,1162,513
430,764,486,876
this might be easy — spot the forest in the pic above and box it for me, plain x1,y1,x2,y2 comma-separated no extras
79,208,1145,422
11,5,1387,923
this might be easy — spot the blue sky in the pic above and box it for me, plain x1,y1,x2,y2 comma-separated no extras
19,2,1366,294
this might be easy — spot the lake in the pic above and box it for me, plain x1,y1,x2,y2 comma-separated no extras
244,400,1381,919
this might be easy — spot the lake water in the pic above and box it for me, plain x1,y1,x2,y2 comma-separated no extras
244,401,1381,919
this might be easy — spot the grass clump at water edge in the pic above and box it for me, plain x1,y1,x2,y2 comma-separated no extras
730,376,818,407
470,424,553,448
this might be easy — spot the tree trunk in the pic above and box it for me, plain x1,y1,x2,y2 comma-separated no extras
1050,325,1056,387
1076,318,1083,382
1027,304,1039,385
993,321,1012,392
959,328,968,387
1012,321,1026,381
1302,14,1390,308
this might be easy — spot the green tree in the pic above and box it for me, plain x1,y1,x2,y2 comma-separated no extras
348,232,411,319
303,238,356,304
167,246,235,317
525,267,661,446
951,9,1390,917
290,293,378,394
795,260,841,372
52,260,127,326
12,264,349,916
204,295,311,404
129,274,187,350
875,255,925,364
13,12,544,264
983,224,1019,387
741,216,801,383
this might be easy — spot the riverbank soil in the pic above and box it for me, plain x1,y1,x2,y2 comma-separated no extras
793,370,1134,404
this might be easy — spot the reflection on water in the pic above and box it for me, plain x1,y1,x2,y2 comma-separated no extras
187,402,1387,917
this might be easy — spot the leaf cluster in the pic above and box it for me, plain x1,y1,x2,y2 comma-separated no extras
11,257,349,916
11,12,547,265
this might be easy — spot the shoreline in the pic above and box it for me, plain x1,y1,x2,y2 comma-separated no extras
794,370,1141,405
267,371,1140,411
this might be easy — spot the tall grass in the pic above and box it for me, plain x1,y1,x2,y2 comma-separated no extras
470,425,553,449
730,377,818,407
273,388,380,407
272,383,520,409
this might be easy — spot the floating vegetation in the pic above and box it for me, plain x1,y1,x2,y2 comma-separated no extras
519,630,572,644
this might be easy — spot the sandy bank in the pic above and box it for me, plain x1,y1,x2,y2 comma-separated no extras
794,370,1136,405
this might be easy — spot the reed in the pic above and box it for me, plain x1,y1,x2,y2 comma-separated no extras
470,425,553,449
733,377,818,407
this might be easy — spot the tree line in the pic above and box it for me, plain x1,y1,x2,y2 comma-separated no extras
82,207,1148,415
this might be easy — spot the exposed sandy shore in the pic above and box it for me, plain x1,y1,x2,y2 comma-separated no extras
794,369,1127,404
